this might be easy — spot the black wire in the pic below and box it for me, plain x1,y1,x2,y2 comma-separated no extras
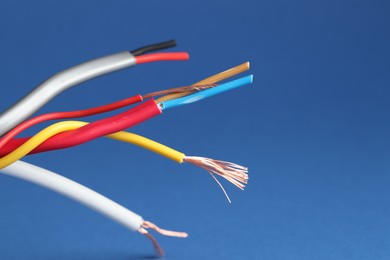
130,39,177,56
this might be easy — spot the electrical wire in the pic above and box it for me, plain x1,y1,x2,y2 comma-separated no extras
0,83,216,152
130,39,177,56
156,62,250,103
0,42,191,257
0,51,136,136
0,62,247,153
159,75,253,110
0,74,252,158
0,160,187,257
0,121,183,167
0,95,143,151
0,99,162,157
135,52,189,64
0,50,189,136
0,120,248,202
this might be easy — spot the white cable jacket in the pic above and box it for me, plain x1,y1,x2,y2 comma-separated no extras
1,160,143,231
0,51,136,136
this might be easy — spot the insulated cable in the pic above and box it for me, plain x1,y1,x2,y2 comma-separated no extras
1,160,187,257
0,51,189,136
0,121,248,202
0,62,246,151
0,46,190,256
0,83,215,152
0,95,142,151
0,75,253,158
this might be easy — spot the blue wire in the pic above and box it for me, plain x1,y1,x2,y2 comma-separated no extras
160,75,253,110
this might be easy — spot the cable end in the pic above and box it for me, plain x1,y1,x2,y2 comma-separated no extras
138,220,188,257
248,74,254,84
184,156,249,203
245,61,250,70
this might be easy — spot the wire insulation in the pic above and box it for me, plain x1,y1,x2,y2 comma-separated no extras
130,40,177,56
135,52,189,64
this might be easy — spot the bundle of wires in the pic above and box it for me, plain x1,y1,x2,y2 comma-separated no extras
0,40,253,257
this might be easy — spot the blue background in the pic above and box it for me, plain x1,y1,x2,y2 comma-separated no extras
0,0,389,259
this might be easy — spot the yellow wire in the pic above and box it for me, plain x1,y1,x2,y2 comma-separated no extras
155,62,250,103
0,121,185,169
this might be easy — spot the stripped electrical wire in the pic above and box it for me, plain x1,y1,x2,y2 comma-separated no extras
0,39,253,256
0,66,252,202
0,160,187,257
0,120,248,202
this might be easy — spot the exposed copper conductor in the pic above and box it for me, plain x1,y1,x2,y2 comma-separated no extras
184,156,249,203
143,84,217,99
138,220,188,257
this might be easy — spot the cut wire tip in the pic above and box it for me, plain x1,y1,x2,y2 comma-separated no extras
138,220,188,257
184,156,249,203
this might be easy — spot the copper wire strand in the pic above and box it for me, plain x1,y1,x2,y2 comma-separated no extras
143,84,217,99
184,156,249,202
208,171,232,203
142,221,189,238
138,227,164,257
156,62,250,103
138,220,188,257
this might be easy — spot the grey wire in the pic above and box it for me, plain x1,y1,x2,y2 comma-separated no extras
0,51,136,136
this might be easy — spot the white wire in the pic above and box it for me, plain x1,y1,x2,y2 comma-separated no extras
1,160,143,231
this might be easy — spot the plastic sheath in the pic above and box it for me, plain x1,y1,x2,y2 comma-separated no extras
0,99,162,157
160,75,254,110
0,95,143,151
0,51,136,136
108,131,185,163
130,39,176,56
1,160,143,231
135,52,189,64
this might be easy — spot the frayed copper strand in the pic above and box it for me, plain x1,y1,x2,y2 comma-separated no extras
138,227,164,257
143,84,217,99
138,220,188,257
184,156,249,202
142,221,189,238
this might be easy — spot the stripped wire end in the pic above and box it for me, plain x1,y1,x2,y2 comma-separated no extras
143,84,217,99
138,220,188,257
184,156,249,203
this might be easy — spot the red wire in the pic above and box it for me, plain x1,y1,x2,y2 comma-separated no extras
0,95,143,152
135,52,190,64
0,99,161,156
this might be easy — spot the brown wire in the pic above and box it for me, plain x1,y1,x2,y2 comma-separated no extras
155,62,250,103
